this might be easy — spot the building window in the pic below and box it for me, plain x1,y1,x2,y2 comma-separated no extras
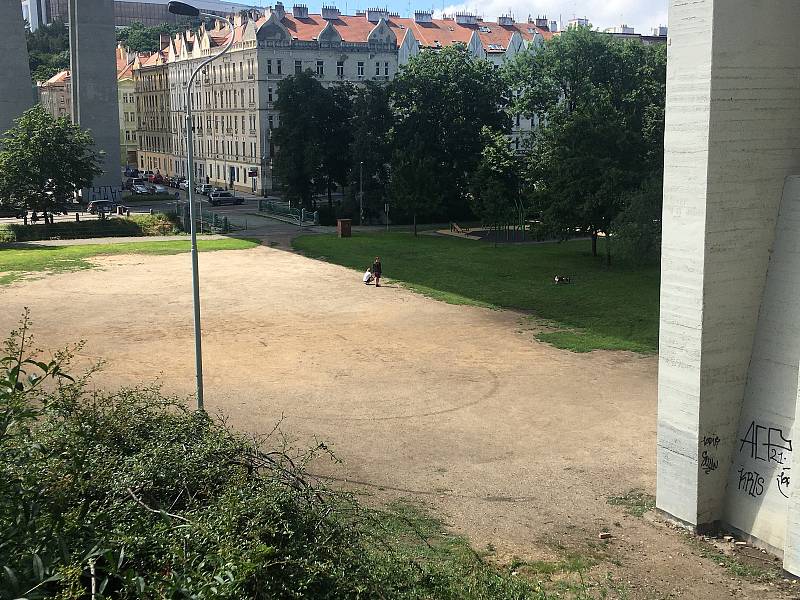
268,88,273,102
295,60,302,74
267,59,272,74
268,115,274,129
316,60,324,76
384,62,389,76
357,61,364,78
375,61,380,76
277,59,282,74
337,60,344,77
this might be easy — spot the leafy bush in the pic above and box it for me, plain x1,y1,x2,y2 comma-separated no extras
0,213,182,243
612,180,662,266
0,315,551,599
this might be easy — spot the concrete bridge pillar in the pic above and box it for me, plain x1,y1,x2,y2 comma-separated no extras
658,0,800,572
69,0,121,196
0,1,35,137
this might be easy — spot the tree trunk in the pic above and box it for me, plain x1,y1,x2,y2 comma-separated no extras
591,231,598,257
413,212,417,237
327,182,332,210
605,230,612,267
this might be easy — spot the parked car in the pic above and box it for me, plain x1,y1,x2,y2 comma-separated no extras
208,191,244,206
179,180,190,190
87,200,117,214
132,184,151,195
124,167,140,178
141,170,154,181
150,184,168,194
196,183,214,195
0,205,26,218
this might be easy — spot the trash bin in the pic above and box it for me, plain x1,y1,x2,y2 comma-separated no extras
337,218,352,238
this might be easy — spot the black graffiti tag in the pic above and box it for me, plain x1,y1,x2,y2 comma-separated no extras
701,450,718,474
737,467,765,498
739,421,792,465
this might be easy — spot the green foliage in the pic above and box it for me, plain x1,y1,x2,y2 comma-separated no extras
469,127,523,241
0,317,558,599
0,214,180,243
293,233,660,353
0,239,259,285
508,27,667,262
25,21,70,83
390,45,509,225
0,106,102,217
273,73,353,209
612,179,662,265
115,21,190,53
350,81,393,222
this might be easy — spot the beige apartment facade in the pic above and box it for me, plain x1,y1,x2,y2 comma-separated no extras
37,70,71,119
132,5,558,194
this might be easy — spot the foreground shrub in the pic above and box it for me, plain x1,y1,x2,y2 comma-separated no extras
0,314,548,599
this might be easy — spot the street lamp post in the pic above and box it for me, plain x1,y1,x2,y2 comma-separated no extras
168,1,235,411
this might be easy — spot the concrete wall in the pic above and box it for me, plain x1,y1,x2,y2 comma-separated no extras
658,0,800,574
0,0,34,137
69,0,122,196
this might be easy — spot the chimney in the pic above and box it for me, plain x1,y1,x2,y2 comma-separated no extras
366,7,389,22
272,2,285,19
497,14,514,26
534,15,548,28
455,12,477,25
414,10,432,23
549,20,558,32
159,32,171,49
321,5,340,19
293,3,308,18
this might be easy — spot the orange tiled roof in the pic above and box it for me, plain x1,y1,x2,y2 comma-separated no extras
44,69,70,85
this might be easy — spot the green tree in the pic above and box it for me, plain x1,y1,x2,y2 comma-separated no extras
0,106,102,222
350,81,392,223
273,72,353,210
116,21,189,52
25,20,70,83
508,27,666,263
470,127,521,245
390,45,509,224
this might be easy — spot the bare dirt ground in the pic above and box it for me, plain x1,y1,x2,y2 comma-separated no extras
0,244,795,599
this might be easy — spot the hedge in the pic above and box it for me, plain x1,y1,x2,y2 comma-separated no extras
0,213,182,243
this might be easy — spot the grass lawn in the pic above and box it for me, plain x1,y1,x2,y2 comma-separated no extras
0,238,259,286
293,232,659,353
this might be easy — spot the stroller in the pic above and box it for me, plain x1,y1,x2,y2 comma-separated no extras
363,268,374,285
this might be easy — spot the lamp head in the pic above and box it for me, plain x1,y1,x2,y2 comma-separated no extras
168,1,200,16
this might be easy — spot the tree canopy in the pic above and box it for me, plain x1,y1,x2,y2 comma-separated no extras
115,21,191,53
272,71,352,209
508,27,666,261
390,45,509,222
0,106,102,216
25,21,70,83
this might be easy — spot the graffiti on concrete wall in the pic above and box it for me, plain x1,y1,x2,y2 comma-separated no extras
735,420,792,499
701,434,720,474
89,186,122,202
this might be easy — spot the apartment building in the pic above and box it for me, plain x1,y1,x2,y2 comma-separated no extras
131,5,555,194
133,49,172,176
37,69,71,118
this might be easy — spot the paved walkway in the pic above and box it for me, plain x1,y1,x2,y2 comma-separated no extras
6,234,225,247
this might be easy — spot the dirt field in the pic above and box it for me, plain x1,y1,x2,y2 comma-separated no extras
0,244,793,599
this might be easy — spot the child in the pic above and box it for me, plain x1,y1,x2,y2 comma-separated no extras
363,267,374,285
372,257,382,287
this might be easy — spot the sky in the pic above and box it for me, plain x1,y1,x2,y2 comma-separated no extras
245,0,669,34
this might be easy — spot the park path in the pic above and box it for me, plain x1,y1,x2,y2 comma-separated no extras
0,245,791,599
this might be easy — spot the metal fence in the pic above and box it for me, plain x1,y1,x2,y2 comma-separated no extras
177,202,246,233
257,199,318,225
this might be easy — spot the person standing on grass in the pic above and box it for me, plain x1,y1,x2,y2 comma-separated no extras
372,256,382,287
